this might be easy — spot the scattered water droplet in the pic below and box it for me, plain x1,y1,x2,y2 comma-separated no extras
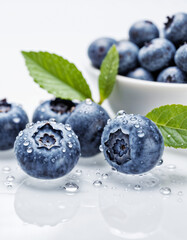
75,169,82,176
99,145,103,152
157,159,163,166
102,173,108,179
166,164,176,170
26,123,34,129
68,142,73,148
134,184,142,191
123,119,128,124
4,181,13,188
117,110,126,116
178,191,183,196
111,167,117,172
13,117,20,123
65,124,72,131
63,182,79,193
130,116,137,121
68,134,72,138
160,187,171,195
23,141,30,146
93,180,102,187
6,176,15,182
167,134,171,138
18,131,23,137
107,119,111,124
27,147,33,153
85,98,92,105
49,118,56,122
40,108,45,112
62,148,66,153
51,158,56,163
135,124,140,128
2,166,11,173
137,130,145,138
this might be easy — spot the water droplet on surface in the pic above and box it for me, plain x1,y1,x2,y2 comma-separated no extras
93,180,102,187
18,131,23,137
13,117,20,123
75,169,82,176
123,119,128,124
137,130,145,138
167,134,171,138
51,158,56,163
26,123,34,129
157,159,163,166
6,176,15,182
68,142,73,148
64,182,79,193
102,173,108,179
160,187,171,195
2,166,11,173
107,119,111,124
134,184,142,191
99,145,103,152
49,118,56,122
111,167,117,172
62,148,66,153
135,124,140,128
178,191,183,196
23,141,30,146
117,110,126,116
68,134,72,138
65,124,72,131
166,164,176,170
40,108,45,112
27,147,33,153
85,98,92,105
130,116,137,121
4,181,13,188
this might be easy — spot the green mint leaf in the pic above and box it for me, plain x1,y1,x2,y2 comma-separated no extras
22,51,92,101
146,104,187,149
98,45,119,104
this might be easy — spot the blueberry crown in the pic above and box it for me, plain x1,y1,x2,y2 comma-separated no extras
0,99,11,113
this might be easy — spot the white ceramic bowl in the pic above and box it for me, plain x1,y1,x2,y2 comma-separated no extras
87,65,187,115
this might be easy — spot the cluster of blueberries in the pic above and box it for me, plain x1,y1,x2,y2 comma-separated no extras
0,98,164,179
88,12,187,83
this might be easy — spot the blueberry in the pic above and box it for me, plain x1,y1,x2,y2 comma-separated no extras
101,113,164,174
88,37,117,68
66,99,110,157
0,99,28,150
126,67,154,81
175,44,187,73
164,12,187,46
14,121,80,179
116,40,139,74
157,66,187,83
129,20,159,47
33,98,77,123
138,38,176,72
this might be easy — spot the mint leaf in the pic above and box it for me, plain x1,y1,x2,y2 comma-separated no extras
22,51,92,101
98,45,119,104
146,105,187,149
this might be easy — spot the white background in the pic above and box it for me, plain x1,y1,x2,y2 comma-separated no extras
0,0,187,240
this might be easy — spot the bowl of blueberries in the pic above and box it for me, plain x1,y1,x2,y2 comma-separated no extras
87,12,187,115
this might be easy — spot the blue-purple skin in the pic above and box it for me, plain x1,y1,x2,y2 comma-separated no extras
0,99,28,150
157,66,187,83
129,20,159,47
66,100,110,157
101,114,164,174
126,67,154,81
138,38,176,72
88,37,117,68
164,12,187,46
14,121,80,179
175,44,187,73
33,98,77,123
116,40,139,74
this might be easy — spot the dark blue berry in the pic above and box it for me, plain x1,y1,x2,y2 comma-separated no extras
138,38,176,72
33,98,77,123
14,121,80,179
175,44,187,73
101,113,164,174
88,37,117,68
157,66,187,83
66,99,110,157
116,40,139,74
0,99,28,150
164,12,187,46
126,67,154,81
129,20,159,47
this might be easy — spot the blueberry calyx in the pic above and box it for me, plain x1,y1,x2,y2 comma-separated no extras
164,16,174,29
0,99,11,113
166,75,173,83
50,98,76,115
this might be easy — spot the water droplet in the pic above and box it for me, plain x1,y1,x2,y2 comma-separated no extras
160,187,171,195
51,158,56,163
123,119,128,124
68,134,72,138
178,191,183,196
167,134,171,138
26,123,34,129
137,130,145,138
99,145,103,152
85,98,92,105
65,124,71,131
6,176,15,182
166,164,176,170
130,116,137,121
40,108,45,112
93,180,102,187
75,169,82,176
138,119,142,122
2,166,11,173
4,181,13,188
107,119,111,124
62,148,66,153
63,182,79,193
134,124,140,128
27,147,33,153
23,141,30,146
102,173,108,179
157,159,163,166
68,142,73,148
13,117,20,123
49,118,56,122
134,184,142,191
111,167,117,172
117,110,126,116
18,131,23,137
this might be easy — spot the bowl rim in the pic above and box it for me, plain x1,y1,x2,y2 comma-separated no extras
87,64,187,89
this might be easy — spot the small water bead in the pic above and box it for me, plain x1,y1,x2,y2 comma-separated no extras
65,124,72,131
18,131,23,137
62,148,66,153
13,117,20,123
137,130,145,138
178,191,183,196
68,142,73,148
166,164,176,170
63,182,79,193
23,141,30,147
75,169,82,176
27,147,33,153
107,119,111,124
4,181,13,188
85,99,92,105
167,134,171,138
2,166,11,173
130,116,137,121
102,173,108,179
6,176,15,182
93,180,102,187
134,124,140,128
160,187,171,195
134,184,142,191
49,118,56,122
117,110,126,116
40,108,45,112
26,123,34,129
51,158,56,163
99,145,103,152
111,167,117,172
157,159,163,166
68,134,72,138
123,119,128,125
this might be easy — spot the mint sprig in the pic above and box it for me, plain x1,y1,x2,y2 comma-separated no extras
98,45,119,104
22,51,93,101
146,104,187,148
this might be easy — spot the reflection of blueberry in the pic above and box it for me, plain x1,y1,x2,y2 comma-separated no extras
14,121,80,179
66,100,110,157
127,67,154,81
138,38,176,72
175,44,187,73
164,12,187,46
116,40,139,74
0,99,28,150
33,98,77,123
157,66,187,83
129,20,159,47
88,37,117,68
101,113,164,174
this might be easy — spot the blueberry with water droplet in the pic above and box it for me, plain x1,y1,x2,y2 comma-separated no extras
14,121,80,179
101,113,164,174
66,100,109,157
0,99,28,150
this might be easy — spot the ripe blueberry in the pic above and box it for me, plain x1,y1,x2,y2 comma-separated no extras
157,66,187,83
126,67,154,81
175,44,187,73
